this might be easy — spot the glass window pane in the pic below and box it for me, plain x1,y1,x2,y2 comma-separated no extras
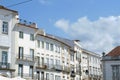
2,21,8,34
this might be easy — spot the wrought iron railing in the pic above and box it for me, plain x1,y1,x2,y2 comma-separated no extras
0,62,10,69
63,66,70,73
17,54,34,61
17,73,33,79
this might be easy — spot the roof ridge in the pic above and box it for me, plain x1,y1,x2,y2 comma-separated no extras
106,46,120,56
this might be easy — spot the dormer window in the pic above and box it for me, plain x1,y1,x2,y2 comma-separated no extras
2,21,8,34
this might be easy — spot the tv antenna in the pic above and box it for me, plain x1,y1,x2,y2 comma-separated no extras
7,0,32,7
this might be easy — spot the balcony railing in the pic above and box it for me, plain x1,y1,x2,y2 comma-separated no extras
36,63,63,71
63,66,70,73
17,73,33,79
36,63,47,69
17,54,34,61
0,62,10,69
54,65,63,71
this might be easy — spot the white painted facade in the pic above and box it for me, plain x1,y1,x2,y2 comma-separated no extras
102,56,120,80
81,49,102,80
0,6,18,77
0,5,102,80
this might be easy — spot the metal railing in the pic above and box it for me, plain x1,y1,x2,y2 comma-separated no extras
17,54,34,61
17,73,33,79
54,65,63,71
0,62,10,69
36,63,47,69
36,63,63,71
63,66,70,73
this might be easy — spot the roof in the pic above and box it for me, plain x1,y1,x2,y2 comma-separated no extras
17,23,38,30
0,5,18,14
106,46,120,56
37,34,71,48
82,48,100,57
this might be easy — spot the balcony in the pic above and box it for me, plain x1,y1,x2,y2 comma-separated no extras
36,64,47,69
0,62,10,69
17,54,34,62
62,66,70,73
17,73,34,80
54,65,63,71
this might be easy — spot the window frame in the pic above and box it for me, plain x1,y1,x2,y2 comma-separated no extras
2,21,8,34
30,34,34,41
19,31,24,39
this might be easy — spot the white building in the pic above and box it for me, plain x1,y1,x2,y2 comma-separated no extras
81,49,102,80
0,5,18,77
0,5,102,80
64,39,82,80
102,46,120,80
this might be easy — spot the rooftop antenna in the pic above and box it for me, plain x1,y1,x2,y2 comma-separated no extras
7,0,32,7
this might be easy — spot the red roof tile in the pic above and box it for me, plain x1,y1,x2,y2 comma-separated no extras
106,46,120,56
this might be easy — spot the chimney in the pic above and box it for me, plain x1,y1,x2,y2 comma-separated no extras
102,52,105,57
30,23,37,28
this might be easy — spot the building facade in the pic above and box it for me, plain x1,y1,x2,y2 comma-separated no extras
0,5,102,80
102,46,120,80
81,49,102,80
0,5,18,77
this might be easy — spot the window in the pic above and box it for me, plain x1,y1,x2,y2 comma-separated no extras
41,72,44,80
50,59,54,68
46,42,49,50
18,64,23,77
58,46,60,53
2,51,8,63
30,34,34,41
56,60,60,66
37,40,40,48
42,41,44,49
1,51,8,68
19,47,23,59
55,75,57,80
76,52,81,60
50,44,54,51
50,74,54,80
37,56,40,66
55,45,57,52
2,21,8,34
29,66,33,79
46,58,49,68
46,73,49,80
41,57,44,66
70,53,74,61
55,75,61,80
112,65,120,80
30,49,34,61
19,31,23,38
37,71,40,80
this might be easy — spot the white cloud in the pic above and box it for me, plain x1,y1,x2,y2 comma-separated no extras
54,16,120,54
55,19,69,32
38,0,50,5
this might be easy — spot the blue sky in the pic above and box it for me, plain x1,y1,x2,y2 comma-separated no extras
1,0,120,54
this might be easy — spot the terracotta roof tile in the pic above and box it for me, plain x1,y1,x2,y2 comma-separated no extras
106,46,120,56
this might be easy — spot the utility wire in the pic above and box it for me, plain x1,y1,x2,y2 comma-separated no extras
7,0,32,7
